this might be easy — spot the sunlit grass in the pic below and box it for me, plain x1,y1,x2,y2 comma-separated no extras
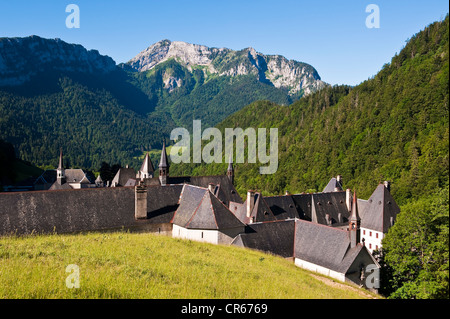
0,231,373,299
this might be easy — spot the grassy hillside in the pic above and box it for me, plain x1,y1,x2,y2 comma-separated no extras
171,16,449,206
0,231,375,299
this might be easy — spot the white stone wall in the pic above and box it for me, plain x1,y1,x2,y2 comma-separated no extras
361,227,384,253
172,224,219,245
294,258,346,282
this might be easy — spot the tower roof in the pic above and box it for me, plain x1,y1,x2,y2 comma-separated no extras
140,152,155,174
159,142,169,168
58,148,64,170
350,191,361,222
227,154,234,172
359,184,400,232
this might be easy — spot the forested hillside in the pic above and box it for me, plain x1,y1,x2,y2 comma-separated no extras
0,36,322,172
171,16,449,206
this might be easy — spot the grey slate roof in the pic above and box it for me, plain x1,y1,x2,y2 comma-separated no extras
291,193,312,221
311,192,350,226
294,219,358,274
159,142,169,168
263,195,300,220
36,169,94,186
46,169,94,190
111,168,136,187
172,184,244,230
168,175,242,204
146,184,183,223
359,184,400,233
138,152,155,176
322,177,343,193
231,219,296,258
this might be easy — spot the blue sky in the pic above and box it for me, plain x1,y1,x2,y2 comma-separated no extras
0,1,448,85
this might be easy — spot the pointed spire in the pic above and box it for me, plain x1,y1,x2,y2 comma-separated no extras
140,152,154,179
227,154,234,172
350,191,361,222
58,148,64,170
227,154,234,184
159,141,169,169
159,141,169,186
349,191,361,248
56,148,65,184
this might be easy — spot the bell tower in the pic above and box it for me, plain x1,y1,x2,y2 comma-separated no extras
159,141,169,186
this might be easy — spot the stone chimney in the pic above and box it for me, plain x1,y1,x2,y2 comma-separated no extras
383,180,391,192
135,184,148,219
336,174,342,184
346,188,352,212
208,183,215,194
246,190,256,218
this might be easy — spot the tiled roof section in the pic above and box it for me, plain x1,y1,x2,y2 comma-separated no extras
230,201,248,224
146,184,183,223
168,175,243,204
111,168,136,186
263,195,299,220
359,184,400,232
294,219,352,273
323,177,343,193
252,194,276,223
172,185,207,227
208,192,245,229
291,193,312,221
36,169,94,186
311,192,350,226
48,181,72,190
172,184,244,230
232,219,296,258
186,191,218,229
140,152,155,174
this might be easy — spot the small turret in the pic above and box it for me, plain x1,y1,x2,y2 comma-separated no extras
349,191,361,248
138,152,154,180
56,148,66,185
159,141,169,186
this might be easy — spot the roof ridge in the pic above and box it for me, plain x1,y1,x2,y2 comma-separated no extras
295,218,349,233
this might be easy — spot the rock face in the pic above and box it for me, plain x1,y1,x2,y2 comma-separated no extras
126,39,326,96
0,35,116,86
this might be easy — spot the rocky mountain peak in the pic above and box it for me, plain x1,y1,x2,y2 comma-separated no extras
126,40,326,97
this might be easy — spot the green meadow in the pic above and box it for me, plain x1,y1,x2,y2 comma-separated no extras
0,231,376,299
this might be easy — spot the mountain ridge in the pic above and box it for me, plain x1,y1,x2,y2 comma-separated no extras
124,39,326,96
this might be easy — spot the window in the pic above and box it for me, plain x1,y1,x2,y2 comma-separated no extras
363,230,366,235
201,232,204,239
369,231,372,237
376,233,378,239
369,243,372,249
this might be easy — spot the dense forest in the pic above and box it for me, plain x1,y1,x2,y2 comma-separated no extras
171,16,449,206
0,47,299,171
